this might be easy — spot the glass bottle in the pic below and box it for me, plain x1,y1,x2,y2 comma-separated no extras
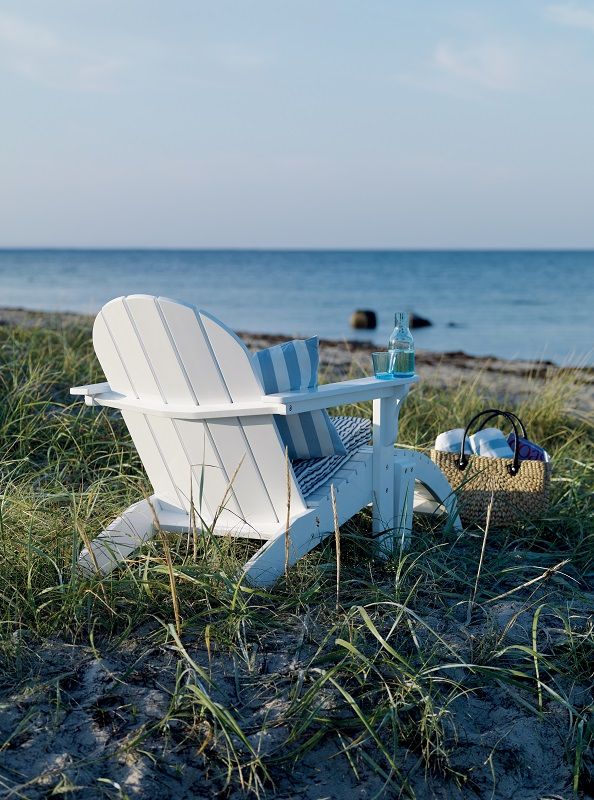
388,312,415,376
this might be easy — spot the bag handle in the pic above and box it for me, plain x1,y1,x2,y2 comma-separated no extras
458,408,522,476
477,409,528,439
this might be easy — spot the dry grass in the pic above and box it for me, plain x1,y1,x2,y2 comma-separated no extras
0,322,592,799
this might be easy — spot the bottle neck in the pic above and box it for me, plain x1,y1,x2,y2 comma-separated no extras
390,311,414,349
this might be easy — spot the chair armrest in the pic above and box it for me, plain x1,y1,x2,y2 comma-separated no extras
70,382,111,397
261,374,419,413
70,375,418,418
70,386,289,418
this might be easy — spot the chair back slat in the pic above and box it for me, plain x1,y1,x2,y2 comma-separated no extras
99,297,162,400
154,298,230,404
120,296,240,520
199,311,307,518
94,305,183,508
92,296,306,527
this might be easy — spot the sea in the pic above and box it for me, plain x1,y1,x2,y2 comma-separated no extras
0,249,593,366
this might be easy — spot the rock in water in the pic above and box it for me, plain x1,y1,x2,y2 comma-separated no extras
409,313,432,329
350,310,377,330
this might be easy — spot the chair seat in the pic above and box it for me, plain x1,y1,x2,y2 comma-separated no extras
293,416,371,497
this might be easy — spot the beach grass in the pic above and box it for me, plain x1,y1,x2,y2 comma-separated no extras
0,321,593,799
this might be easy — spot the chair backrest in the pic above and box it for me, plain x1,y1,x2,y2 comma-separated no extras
93,295,306,529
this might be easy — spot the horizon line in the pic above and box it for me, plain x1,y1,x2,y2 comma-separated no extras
1,246,594,253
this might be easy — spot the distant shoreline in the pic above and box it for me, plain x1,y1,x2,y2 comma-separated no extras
1,305,593,418
0,304,592,373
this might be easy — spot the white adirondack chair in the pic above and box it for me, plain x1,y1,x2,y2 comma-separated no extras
71,295,460,587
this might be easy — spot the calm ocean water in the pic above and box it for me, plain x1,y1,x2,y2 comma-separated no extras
0,249,593,366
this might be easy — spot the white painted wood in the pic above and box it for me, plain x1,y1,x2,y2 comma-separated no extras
79,389,422,418
122,296,243,524
262,376,417,412
395,448,462,531
152,297,257,523
157,298,229,404
151,500,279,540
101,297,208,516
199,311,264,402
70,381,111,397
121,412,185,508
92,303,185,506
173,418,241,524
199,311,307,520
413,486,442,515
74,294,460,584
78,498,156,577
82,391,288,418
305,451,373,507
243,453,374,586
391,459,415,552
164,300,301,524
206,418,278,522
372,395,398,551
101,297,163,400
156,505,278,540
245,446,462,586
77,494,283,578
92,309,137,396
91,295,295,528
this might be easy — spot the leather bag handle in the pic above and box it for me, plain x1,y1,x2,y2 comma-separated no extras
477,409,528,439
458,408,523,477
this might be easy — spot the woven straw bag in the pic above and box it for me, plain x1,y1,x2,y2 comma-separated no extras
430,409,552,528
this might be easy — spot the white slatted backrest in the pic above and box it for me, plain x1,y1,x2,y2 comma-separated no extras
93,295,306,527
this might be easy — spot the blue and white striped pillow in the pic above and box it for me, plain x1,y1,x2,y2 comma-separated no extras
253,337,347,460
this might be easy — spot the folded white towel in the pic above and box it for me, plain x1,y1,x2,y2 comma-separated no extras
435,426,514,458
434,428,473,455
469,427,514,459
435,422,550,462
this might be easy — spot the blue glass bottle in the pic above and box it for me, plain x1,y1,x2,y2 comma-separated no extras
388,312,415,376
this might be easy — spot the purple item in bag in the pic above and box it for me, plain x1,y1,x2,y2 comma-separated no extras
507,433,546,461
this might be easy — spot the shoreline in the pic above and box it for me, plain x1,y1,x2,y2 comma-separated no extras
1,305,592,414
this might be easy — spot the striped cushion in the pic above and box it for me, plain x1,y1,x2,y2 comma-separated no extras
253,337,347,460
293,416,371,497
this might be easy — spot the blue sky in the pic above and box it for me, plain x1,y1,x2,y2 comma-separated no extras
1,1,594,248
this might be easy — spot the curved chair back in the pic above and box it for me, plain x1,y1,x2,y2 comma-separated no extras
93,295,306,529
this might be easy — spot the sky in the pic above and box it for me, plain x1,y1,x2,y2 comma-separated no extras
1,1,594,248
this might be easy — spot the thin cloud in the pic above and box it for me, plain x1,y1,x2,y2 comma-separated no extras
0,12,126,92
546,3,594,31
434,42,516,90
0,13,59,51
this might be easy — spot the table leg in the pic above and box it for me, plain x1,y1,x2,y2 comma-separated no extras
372,388,408,556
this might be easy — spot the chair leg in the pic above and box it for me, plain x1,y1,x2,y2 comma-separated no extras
376,460,415,557
243,471,372,587
395,449,462,531
395,460,416,550
78,497,158,577
242,509,323,588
